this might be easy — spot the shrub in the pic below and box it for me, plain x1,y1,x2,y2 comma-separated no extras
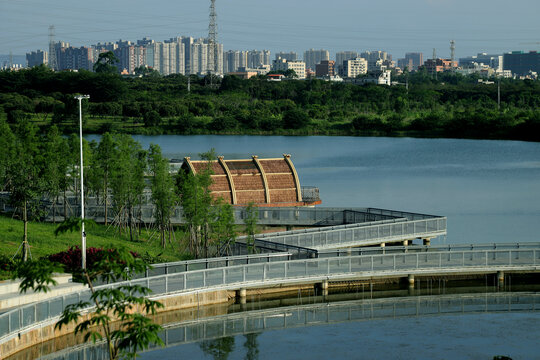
143,110,161,127
48,246,139,273
0,254,16,271
283,108,310,129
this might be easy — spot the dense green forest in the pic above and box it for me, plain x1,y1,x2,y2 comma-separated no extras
1,65,540,141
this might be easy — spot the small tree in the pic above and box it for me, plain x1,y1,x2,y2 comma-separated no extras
7,119,47,261
244,203,258,254
96,133,117,226
94,51,120,74
176,149,215,258
13,246,164,360
212,200,236,256
147,144,175,249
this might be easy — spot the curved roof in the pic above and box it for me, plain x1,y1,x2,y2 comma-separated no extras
182,155,320,207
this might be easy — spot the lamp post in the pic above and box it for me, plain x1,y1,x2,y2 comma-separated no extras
75,95,90,269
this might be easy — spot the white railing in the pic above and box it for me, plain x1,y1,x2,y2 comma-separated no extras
1,247,537,342
253,217,447,250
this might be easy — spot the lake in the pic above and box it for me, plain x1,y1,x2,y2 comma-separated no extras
106,135,540,245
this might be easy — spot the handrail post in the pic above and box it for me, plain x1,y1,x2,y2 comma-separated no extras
371,256,374,271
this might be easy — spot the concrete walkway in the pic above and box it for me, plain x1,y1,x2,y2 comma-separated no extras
0,274,86,312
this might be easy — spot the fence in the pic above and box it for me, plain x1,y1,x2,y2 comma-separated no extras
2,247,537,342
253,217,447,250
318,242,540,258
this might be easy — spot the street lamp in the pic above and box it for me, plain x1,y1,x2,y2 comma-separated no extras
74,95,90,269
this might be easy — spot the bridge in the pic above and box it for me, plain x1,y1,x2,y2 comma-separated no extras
0,206,538,359
1,243,539,359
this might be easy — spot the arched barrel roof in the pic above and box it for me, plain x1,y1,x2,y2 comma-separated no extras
181,154,320,207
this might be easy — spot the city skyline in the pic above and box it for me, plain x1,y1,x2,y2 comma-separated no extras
1,0,540,60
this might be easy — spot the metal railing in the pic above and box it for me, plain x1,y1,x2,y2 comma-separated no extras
318,242,540,257
1,247,538,342
231,239,317,259
253,217,447,250
138,253,293,278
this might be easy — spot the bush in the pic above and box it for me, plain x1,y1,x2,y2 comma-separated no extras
48,246,139,273
260,116,282,131
352,114,384,131
0,254,16,271
283,108,310,129
143,110,161,127
207,115,238,131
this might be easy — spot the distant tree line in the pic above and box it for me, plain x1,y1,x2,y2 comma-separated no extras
1,65,539,141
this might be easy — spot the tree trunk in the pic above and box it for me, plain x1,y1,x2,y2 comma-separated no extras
63,188,67,220
22,200,28,262
52,195,57,224
104,174,108,226
128,203,133,242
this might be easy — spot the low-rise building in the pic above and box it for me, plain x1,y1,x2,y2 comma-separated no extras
341,57,368,78
272,58,306,79
315,60,335,77
503,51,540,76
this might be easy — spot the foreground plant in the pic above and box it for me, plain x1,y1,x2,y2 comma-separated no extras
14,247,164,360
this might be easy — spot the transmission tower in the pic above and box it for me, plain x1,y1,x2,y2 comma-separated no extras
207,0,218,76
450,40,456,71
48,25,58,71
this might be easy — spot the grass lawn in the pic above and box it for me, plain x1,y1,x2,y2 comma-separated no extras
0,215,190,272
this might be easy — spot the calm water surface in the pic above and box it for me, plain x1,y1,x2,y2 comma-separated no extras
109,135,540,245
139,312,540,360
79,135,540,358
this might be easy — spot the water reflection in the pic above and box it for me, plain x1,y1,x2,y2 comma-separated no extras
200,337,235,360
29,290,540,360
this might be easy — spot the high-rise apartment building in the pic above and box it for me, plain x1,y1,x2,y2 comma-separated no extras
26,50,48,67
361,51,391,71
303,49,329,71
58,46,93,71
115,45,146,74
246,50,271,68
397,52,423,71
335,51,359,73
275,52,297,62
224,50,240,73
189,38,223,75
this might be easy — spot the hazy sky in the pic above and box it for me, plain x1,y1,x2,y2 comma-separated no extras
1,0,540,59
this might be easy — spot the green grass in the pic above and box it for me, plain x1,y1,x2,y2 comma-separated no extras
0,215,190,265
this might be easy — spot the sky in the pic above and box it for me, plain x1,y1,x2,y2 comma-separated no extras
1,0,540,61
